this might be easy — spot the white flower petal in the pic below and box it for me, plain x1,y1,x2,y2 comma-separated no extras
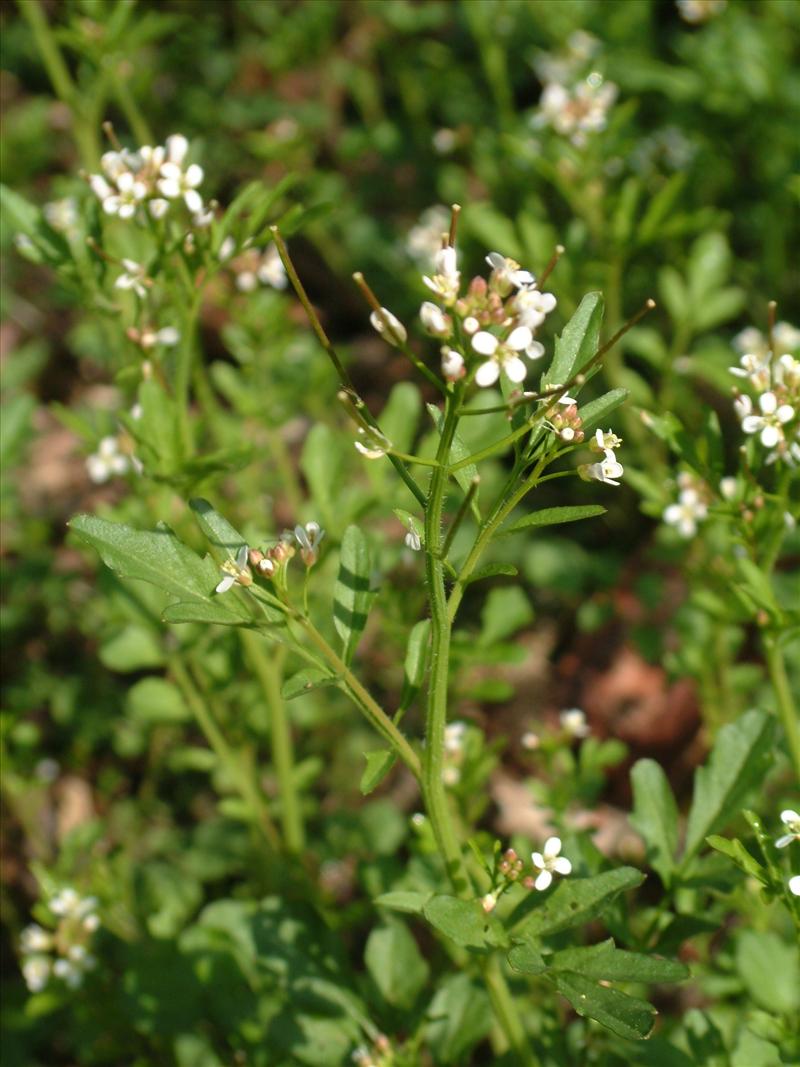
777,404,795,424
505,356,528,383
475,360,500,387
472,331,498,357
531,851,545,870
543,836,562,860
184,189,203,214
507,325,533,351
759,391,777,415
553,857,572,875
761,425,780,448
216,575,236,593
534,870,553,891
185,163,204,187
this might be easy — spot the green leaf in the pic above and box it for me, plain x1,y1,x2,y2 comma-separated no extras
281,668,340,700
551,972,657,1040
161,598,254,626
462,563,519,586
127,677,189,724
735,930,800,1016
399,619,430,711
423,895,507,950
683,709,774,863
360,749,397,795
706,836,767,884
480,586,533,644
544,292,604,387
189,498,247,561
507,941,547,975
426,974,493,1066
99,625,165,672
510,868,645,937
380,382,422,453
501,505,606,536
550,939,688,983
578,389,629,432
374,891,431,916
333,525,375,665
300,424,345,528
364,919,430,1009
630,759,679,887
134,379,183,476
69,515,218,603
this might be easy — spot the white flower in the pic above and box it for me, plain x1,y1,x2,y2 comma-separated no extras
790,875,800,897
50,887,80,917
149,198,169,219
165,133,189,165
513,285,557,331
579,448,624,486
442,765,461,786
485,251,535,291
103,171,148,219
472,325,533,387
663,487,708,538
591,428,623,452
236,270,258,292
432,128,457,154
729,351,771,392
741,391,794,448
560,708,589,738
423,245,460,305
370,307,407,347
82,912,100,933
420,301,451,337
20,924,52,954
676,0,727,23
44,198,78,234
776,810,800,849
444,721,468,754
219,236,236,263
22,956,50,993
294,522,325,566
158,160,204,214
405,205,450,266
531,837,572,891
481,892,498,913
441,346,465,382
53,957,83,989
215,545,252,593
719,476,738,500
114,259,148,299
521,731,540,750
86,436,130,484
776,353,800,390
139,325,180,348
404,529,422,551
256,243,287,289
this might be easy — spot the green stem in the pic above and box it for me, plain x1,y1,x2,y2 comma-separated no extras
764,637,800,781
170,657,280,848
110,63,152,146
241,634,305,853
423,391,471,894
482,956,539,1067
175,290,202,455
18,0,100,167
299,618,421,778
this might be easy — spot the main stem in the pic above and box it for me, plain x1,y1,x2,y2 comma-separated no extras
423,390,471,894
765,637,800,782
241,633,305,853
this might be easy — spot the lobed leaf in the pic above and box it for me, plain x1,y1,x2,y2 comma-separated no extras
509,867,645,937
552,972,657,1041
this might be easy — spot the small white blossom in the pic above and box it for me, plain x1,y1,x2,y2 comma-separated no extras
579,448,624,486
472,325,533,387
294,522,325,566
591,428,623,452
790,875,800,897
432,128,457,154
420,301,451,337
481,892,498,913
423,245,460,305
219,236,236,263
485,251,535,291
444,721,468,754
676,0,727,22
441,346,465,382
521,731,540,750
114,259,149,299
370,307,407,347
531,837,572,891
20,925,52,954
560,708,589,738
406,205,450,266
741,391,794,448
86,436,130,484
148,198,170,219
44,198,78,234
513,285,557,331
22,956,51,993
103,170,148,219
53,957,83,989
215,545,252,593
664,486,708,538
719,476,738,500
442,765,461,786
537,76,617,145
158,161,204,214
776,810,800,849
256,243,287,289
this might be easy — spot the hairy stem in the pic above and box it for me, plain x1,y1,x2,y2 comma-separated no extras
764,638,800,782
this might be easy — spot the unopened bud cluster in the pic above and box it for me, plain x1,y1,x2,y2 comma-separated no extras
20,888,100,994
215,522,324,595
729,321,799,466
481,836,573,913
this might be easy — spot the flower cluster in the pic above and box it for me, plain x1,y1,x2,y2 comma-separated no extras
578,428,625,487
676,0,727,23
663,471,711,538
221,241,287,292
534,73,618,148
20,887,99,993
480,837,573,913
730,325,800,465
776,809,800,850
215,522,325,595
88,134,209,225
